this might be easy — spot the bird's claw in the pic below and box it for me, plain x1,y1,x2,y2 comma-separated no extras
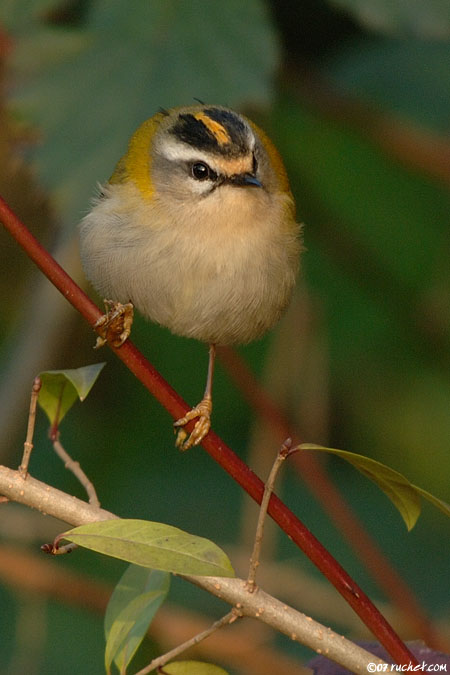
174,397,212,451
94,300,134,348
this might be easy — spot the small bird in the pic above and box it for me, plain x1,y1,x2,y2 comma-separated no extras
79,104,301,450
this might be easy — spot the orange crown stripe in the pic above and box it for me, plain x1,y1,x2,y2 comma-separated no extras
194,112,231,145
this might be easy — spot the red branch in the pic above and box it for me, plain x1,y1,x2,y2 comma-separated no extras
0,195,417,666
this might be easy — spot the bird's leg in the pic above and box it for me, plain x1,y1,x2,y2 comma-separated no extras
174,343,216,451
94,299,134,349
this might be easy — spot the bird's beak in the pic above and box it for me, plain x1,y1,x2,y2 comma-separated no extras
228,172,262,188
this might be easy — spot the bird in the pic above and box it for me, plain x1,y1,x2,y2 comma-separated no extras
79,104,301,450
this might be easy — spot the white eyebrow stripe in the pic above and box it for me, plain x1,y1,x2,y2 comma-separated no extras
160,138,216,165
159,135,256,180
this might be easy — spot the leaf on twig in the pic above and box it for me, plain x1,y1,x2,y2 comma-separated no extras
38,363,106,427
299,443,450,530
62,519,235,577
104,565,170,674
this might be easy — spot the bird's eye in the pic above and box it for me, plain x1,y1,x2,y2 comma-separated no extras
191,162,212,180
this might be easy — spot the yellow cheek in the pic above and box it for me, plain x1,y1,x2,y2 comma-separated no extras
109,113,166,200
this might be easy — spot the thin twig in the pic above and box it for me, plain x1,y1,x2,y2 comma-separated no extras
18,377,42,478
41,433,100,554
52,434,100,507
135,610,239,675
247,438,293,592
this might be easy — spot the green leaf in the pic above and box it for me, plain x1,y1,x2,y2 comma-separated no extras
105,591,162,674
328,0,450,38
105,565,170,674
38,363,106,427
63,519,235,577
299,443,450,530
163,662,229,675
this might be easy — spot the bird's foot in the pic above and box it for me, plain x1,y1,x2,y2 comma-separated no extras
94,300,134,349
174,397,212,451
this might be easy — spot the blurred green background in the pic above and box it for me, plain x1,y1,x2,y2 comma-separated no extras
0,1,449,673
